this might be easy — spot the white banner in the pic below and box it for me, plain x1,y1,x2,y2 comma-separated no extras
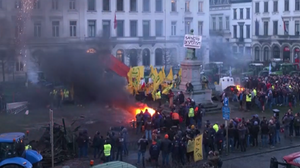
183,34,202,49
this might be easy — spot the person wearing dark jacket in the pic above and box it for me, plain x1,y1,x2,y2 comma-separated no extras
76,132,84,158
261,118,269,147
238,124,247,152
115,133,124,161
108,132,117,160
228,123,235,152
149,140,160,167
137,135,148,168
251,121,259,147
178,91,185,105
203,129,211,158
92,131,101,159
171,136,181,165
160,134,172,166
215,125,224,154
268,120,276,148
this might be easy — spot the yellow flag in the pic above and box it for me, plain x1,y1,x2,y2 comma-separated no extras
162,84,173,94
127,68,133,86
162,67,166,81
187,140,195,153
178,68,182,77
154,68,158,75
194,134,203,162
166,67,173,81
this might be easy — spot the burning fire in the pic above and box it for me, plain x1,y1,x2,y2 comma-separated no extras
134,103,156,116
236,85,244,92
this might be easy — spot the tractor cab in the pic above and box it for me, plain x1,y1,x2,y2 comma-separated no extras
0,132,43,168
243,63,264,76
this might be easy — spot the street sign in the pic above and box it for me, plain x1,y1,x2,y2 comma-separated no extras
224,97,229,107
222,106,230,120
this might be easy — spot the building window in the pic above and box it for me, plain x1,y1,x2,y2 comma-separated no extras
245,47,251,56
102,20,110,37
70,21,77,37
69,0,75,10
155,0,162,12
239,9,243,19
225,16,229,30
130,20,137,37
246,8,250,19
103,0,110,11
255,47,260,61
232,46,238,53
239,25,243,38
88,0,95,11
264,47,269,61
263,21,268,36
185,1,190,12
52,0,58,10
218,17,222,30
171,21,176,36
116,20,124,37
155,20,163,36
34,0,40,9
233,25,237,38
16,61,24,72
52,21,59,37
284,0,289,11
143,0,150,12
171,0,176,12
143,20,150,37
273,1,278,12
233,9,237,19
130,0,137,12
116,50,124,63
296,0,300,11
246,25,250,38
142,49,150,66
273,21,278,35
273,46,280,58
264,1,268,12
255,2,259,13
198,21,203,35
15,0,22,9
185,21,191,34
129,49,138,66
155,48,163,66
212,17,216,30
198,1,203,12
117,0,124,11
255,20,259,35
34,22,41,37
88,20,96,37
239,46,244,54
284,21,289,34
295,21,300,35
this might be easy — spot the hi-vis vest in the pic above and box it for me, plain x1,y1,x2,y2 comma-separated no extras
246,94,251,102
25,145,32,150
155,91,161,99
64,90,69,98
104,144,111,156
50,90,57,96
253,89,257,96
188,108,194,118
213,124,219,132
272,85,275,90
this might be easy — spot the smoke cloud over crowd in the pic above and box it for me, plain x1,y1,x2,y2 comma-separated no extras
27,37,135,108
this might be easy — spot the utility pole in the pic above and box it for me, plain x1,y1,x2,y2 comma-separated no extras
49,109,54,168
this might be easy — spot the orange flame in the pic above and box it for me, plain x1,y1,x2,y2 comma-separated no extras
236,85,244,92
134,103,156,116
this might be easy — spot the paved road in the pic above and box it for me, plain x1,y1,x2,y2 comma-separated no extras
223,146,300,168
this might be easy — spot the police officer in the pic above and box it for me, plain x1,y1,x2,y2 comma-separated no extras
103,140,111,163
246,91,252,111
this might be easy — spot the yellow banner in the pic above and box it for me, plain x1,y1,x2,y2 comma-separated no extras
162,84,173,94
162,67,166,81
194,134,203,162
178,68,182,77
166,67,173,81
187,140,195,153
128,66,144,92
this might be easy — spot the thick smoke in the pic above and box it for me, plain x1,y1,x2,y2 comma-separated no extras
28,37,135,108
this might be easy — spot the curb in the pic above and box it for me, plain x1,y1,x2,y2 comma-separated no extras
222,143,300,161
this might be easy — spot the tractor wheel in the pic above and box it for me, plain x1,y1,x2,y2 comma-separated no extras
0,164,24,168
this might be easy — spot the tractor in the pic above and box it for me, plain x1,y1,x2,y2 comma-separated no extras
0,132,43,168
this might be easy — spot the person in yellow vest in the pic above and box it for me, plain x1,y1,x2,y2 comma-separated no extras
64,89,69,101
155,90,161,107
25,144,32,150
188,106,195,125
103,140,111,163
213,123,219,132
246,92,252,111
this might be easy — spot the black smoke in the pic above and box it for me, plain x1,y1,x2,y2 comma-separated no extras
28,37,135,108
